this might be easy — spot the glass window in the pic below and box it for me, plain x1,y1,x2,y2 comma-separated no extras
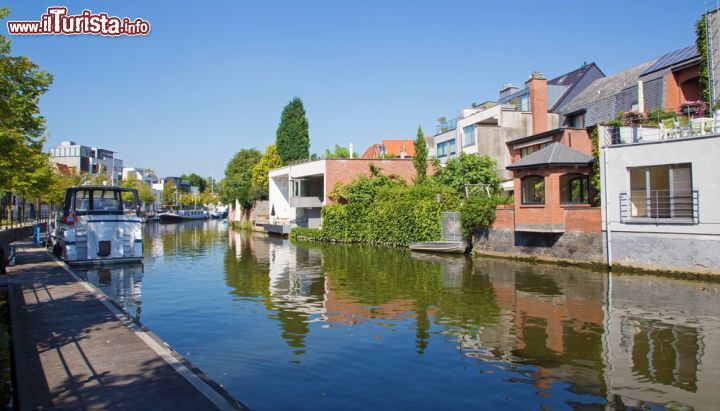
570,114,585,128
628,163,692,219
520,147,534,158
93,190,122,211
560,174,589,203
521,175,545,204
74,190,91,212
519,95,530,112
463,125,476,147
437,139,457,157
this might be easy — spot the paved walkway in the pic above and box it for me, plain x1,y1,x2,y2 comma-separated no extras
6,242,244,410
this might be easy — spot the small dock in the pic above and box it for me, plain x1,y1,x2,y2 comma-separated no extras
5,242,245,410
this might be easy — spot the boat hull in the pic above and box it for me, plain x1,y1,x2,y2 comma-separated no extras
409,241,468,254
158,213,208,223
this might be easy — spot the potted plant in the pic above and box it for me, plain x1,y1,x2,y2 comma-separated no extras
622,110,647,126
679,100,707,117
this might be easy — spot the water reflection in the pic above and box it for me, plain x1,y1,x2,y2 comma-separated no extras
77,223,720,410
75,264,144,321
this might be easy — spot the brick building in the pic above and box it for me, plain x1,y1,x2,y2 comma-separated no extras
267,159,432,233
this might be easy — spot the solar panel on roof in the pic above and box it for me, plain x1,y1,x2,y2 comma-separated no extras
641,45,699,76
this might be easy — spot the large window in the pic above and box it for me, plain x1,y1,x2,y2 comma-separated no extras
521,175,545,204
628,163,692,219
560,174,589,204
520,147,534,158
437,139,457,157
463,125,476,147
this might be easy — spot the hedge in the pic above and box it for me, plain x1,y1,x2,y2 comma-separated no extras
291,184,460,246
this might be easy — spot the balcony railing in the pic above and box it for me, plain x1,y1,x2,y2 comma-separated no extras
601,116,720,146
289,196,323,208
435,118,457,136
619,190,699,224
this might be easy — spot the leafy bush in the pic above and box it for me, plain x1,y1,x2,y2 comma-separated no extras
294,175,457,246
329,172,405,205
432,153,501,195
459,195,510,238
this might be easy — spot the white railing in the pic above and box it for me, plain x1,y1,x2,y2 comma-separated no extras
601,116,720,146
619,190,699,224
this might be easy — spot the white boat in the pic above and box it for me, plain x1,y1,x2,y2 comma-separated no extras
48,185,144,266
158,209,208,223
209,204,228,219
409,241,468,254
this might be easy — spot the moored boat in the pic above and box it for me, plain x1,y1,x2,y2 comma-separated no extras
48,185,144,266
158,209,208,223
409,240,467,254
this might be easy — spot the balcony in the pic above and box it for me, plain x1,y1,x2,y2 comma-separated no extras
289,196,323,208
435,118,458,136
619,190,699,224
601,117,719,146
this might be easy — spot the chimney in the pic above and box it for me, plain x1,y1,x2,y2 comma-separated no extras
526,71,548,134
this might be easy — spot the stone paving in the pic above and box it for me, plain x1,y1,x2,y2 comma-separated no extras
6,242,243,410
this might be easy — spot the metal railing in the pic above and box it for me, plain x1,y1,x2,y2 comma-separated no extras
435,118,458,136
601,114,720,146
619,190,699,224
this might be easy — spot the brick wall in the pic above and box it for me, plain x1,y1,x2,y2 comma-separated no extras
512,165,595,230
492,207,514,229
324,159,434,203
564,208,601,233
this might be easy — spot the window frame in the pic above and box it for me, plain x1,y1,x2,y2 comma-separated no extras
462,125,476,147
521,175,545,205
559,173,590,204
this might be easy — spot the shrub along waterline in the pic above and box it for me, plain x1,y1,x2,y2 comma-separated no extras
291,182,461,247
459,194,513,239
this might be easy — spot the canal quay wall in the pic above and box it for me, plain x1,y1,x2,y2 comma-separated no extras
472,207,605,266
472,208,720,276
6,242,245,410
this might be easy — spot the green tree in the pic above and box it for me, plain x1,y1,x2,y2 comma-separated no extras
161,179,177,206
180,173,206,193
0,8,54,195
413,126,428,183
324,144,349,159
432,153,501,195
220,148,262,207
251,144,283,199
121,173,156,207
275,97,309,163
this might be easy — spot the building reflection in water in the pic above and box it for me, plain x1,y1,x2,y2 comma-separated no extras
82,224,719,409
603,274,720,409
224,227,720,408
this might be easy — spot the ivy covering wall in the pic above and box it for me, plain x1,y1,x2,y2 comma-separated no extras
291,175,460,246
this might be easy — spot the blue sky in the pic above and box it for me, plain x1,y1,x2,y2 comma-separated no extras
2,0,702,178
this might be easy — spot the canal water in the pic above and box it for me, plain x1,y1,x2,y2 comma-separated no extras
74,220,720,410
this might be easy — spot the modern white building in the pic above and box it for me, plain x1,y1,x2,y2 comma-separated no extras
269,160,327,231
123,167,162,210
49,140,124,183
268,158,420,233
598,125,720,274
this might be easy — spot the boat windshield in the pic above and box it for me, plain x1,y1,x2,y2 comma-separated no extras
64,187,140,216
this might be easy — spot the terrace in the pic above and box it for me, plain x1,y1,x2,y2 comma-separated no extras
601,114,719,146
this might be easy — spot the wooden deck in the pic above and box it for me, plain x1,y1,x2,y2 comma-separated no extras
6,242,245,410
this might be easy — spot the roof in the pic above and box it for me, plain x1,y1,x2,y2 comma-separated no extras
641,44,699,76
559,58,658,114
547,63,601,86
507,142,594,170
506,128,567,146
361,139,415,158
